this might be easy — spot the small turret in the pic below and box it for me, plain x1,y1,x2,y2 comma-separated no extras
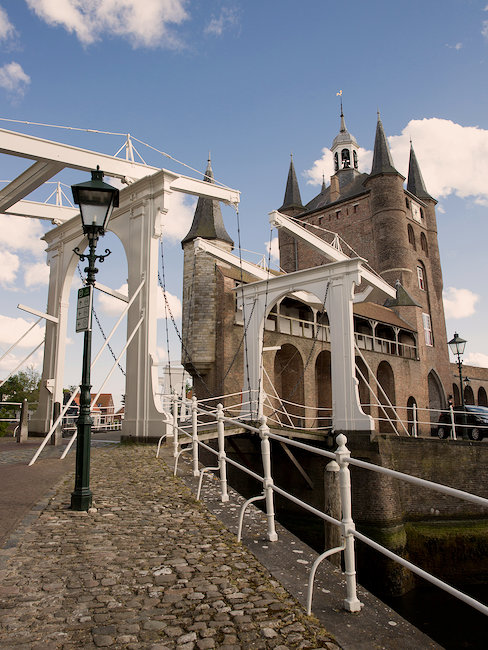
370,112,401,177
279,154,303,214
181,156,234,247
331,105,359,172
407,142,434,201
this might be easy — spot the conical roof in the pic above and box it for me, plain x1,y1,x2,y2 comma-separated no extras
407,142,433,200
181,157,234,247
331,108,358,150
370,113,399,176
279,154,303,211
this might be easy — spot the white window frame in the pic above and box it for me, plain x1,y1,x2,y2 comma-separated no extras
422,312,433,346
417,265,425,290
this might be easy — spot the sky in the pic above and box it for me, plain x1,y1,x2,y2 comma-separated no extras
0,0,488,408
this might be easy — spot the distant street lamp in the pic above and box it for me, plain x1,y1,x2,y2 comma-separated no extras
70,167,119,511
448,332,467,437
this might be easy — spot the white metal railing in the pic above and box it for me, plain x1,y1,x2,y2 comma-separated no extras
159,394,488,620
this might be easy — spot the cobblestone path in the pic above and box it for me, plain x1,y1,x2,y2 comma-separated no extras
0,445,339,649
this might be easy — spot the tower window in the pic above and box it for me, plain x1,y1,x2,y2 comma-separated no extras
420,208,425,220
408,224,416,249
422,313,433,346
420,232,428,256
417,265,425,290
353,150,358,169
341,149,350,168
405,197,410,209
334,152,339,172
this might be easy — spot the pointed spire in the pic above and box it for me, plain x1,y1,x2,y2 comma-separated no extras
340,102,347,132
181,157,234,247
407,142,433,200
321,173,327,192
384,280,421,308
370,113,399,176
279,153,303,211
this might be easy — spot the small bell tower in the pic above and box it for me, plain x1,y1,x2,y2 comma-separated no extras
331,104,360,172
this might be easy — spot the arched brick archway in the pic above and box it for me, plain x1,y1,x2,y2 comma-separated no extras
407,396,417,436
377,360,396,433
428,369,446,416
315,350,331,429
274,344,304,427
355,357,370,414
478,386,488,406
464,385,475,405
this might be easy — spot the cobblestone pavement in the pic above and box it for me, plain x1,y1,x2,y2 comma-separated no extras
0,439,118,465
0,444,339,649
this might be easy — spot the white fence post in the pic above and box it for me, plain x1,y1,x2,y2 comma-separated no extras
335,433,362,612
450,404,457,440
412,403,418,438
192,396,200,477
172,393,179,458
217,404,229,502
260,415,278,542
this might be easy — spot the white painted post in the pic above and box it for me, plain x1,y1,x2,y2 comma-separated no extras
217,404,229,502
413,403,418,438
172,393,178,458
192,396,200,477
260,415,278,542
450,404,457,440
335,433,362,612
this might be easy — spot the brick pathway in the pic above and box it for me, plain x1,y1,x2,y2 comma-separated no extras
0,444,339,649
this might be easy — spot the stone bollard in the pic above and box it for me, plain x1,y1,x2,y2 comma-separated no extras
324,460,341,567
16,399,29,443
51,402,62,446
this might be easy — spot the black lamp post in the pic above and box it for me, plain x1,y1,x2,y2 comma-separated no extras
70,167,119,511
448,332,467,437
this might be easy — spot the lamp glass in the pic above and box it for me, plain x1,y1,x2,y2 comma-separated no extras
448,333,467,357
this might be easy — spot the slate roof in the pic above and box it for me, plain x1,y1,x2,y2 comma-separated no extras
304,170,369,212
331,110,358,149
353,302,416,331
370,113,401,177
279,155,303,211
181,157,234,247
407,143,434,201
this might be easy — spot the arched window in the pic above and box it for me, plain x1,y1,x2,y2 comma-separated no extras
341,148,350,168
407,396,418,436
353,150,358,169
417,261,428,291
408,224,416,249
334,152,339,172
452,383,460,406
420,232,428,256
405,197,410,209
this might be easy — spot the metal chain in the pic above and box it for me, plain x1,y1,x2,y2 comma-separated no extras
77,265,126,376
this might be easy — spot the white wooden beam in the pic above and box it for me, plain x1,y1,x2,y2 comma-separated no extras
0,127,159,181
5,199,78,222
0,160,65,211
17,303,58,323
269,210,396,299
169,175,240,206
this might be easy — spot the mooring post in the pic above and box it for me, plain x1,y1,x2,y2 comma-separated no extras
335,433,362,612
17,399,29,444
172,393,179,458
217,404,229,502
412,403,418,438
192,396,199,477
259,415,278,542
324,459,341,566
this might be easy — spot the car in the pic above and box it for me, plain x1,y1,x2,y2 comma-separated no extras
434,405,488,441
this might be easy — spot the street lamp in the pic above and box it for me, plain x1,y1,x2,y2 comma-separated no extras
448,332,467,436
70,167,119,511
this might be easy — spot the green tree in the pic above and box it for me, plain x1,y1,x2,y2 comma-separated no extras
0,367,41,436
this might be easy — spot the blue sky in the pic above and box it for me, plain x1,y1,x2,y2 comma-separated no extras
0,0,488,407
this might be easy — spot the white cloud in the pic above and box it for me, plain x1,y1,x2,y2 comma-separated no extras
0,314,45,348
443,287,479,319
464,352,488,367
0,6,15,40
306,117,488,207
0,250,19,285
266,236,280,264
97,283,181,320
0,215,45,257
205,7,239,36
24,261,49,287
162,192,196,242
26,0,189,48
0,62,30,97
